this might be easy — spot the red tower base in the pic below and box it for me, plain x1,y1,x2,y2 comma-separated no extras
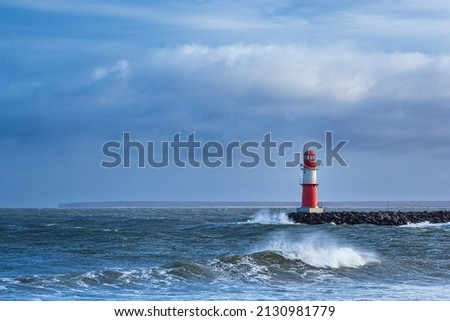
301,184,319,208
298,184,323,213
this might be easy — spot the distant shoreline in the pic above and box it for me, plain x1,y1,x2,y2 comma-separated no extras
58,200,450,209
58,201,299,208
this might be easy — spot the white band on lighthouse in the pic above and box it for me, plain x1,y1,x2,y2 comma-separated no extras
301,168,318,185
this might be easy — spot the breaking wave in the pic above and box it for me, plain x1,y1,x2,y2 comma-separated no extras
247,209,294,225
1,233,378,298
256,232,379,269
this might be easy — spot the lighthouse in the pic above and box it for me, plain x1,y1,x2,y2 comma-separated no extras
297,150,324,213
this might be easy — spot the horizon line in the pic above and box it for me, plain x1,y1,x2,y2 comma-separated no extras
56,200,450,209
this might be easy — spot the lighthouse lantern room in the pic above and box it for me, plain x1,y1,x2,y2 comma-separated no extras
297,150,324,213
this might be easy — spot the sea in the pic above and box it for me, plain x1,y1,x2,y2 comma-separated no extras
1,202,449,301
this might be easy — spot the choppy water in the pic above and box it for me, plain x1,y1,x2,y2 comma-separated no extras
0,206,449,300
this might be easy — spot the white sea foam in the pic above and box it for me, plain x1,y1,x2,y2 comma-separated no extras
259,232,379,269
208,256,271,283
385,283,450,300
403,221,450,228
247,209,294,225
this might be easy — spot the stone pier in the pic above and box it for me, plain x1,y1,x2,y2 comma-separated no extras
287,211,450,226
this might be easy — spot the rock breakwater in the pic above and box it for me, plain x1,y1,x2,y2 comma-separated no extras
288,211,450,226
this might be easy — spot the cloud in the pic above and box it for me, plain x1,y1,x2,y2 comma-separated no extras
92,60,130,81
2,1,450,157
3,41,450,157
147,43,450,106
2,0,449,42
119,43,450,157
0,0,287,31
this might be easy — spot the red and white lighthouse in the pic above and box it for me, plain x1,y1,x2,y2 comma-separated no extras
297,150,324,213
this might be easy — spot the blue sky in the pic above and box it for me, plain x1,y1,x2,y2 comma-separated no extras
1,0,450,207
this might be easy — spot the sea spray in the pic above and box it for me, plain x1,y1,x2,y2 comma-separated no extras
247,209,294,225
256,232,379,269
403,221,450,228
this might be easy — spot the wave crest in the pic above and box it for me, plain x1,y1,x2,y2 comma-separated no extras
259,233,379,269
247,209,293,225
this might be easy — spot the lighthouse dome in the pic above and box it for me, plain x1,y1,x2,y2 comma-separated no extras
303,150,317,168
